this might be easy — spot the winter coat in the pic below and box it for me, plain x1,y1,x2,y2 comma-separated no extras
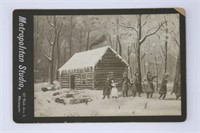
145,76,157,93
121,77,131,91
103,79,112,96
159,79,168,95
132,77,141,92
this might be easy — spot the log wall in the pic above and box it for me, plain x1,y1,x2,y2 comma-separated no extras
60,69,94,89
94,49,127,90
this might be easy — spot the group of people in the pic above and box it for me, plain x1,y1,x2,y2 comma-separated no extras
103,71,181,100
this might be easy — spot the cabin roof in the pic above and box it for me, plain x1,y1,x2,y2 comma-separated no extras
58,46,129,72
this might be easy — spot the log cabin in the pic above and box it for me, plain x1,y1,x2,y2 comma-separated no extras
58,46,129,90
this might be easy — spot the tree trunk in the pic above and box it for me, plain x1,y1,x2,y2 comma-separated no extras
164,19,168,73
127,47,133,78
56,34,60,80
164,37,168,73
69,26,73,57
117,35,122,56
136,45,143,92
172,52,180,93
136,15,143,93
50,53,54,84
154,53,159,91
80,27,83,51
86,30,90,50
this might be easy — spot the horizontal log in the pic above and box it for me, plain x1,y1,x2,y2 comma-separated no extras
94,74,124,77
76,86,94,88
61,80,69,82
100,60,119,63
95,67,125,69
94,78,123,81
61,77,69,79
97,62,125,65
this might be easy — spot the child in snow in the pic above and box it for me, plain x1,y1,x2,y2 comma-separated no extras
110,80,119,99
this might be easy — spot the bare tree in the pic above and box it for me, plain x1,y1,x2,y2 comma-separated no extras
44,16,63,84
79,27,83,51
116,16,123,56
127,45,133,78
34,16,43,73
120,15,166,92
152,45,160,91
68,16,76,57
82,17,94,50
172,37,180,95
159,16,170,73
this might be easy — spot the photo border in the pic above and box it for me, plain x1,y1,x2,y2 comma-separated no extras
13,8,186,123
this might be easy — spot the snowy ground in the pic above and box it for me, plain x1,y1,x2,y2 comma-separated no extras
34,82,181,117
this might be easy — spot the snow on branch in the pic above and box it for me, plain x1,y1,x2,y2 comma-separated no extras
46,16,55,28
42,53,52,62
140,21,167,44
46,35,54,46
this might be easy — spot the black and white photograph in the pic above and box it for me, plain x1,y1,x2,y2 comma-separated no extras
33,11,183,117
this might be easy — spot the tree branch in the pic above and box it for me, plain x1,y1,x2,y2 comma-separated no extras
155,33,161,40
46,35,54,46
46,16,55,28
118,24,138,34
42,53,52,62
146,26,157,34
140,21,167,44
133,42,137,53
142,15,150,27
160,45,165,55
127,46,132,56
58,23,63,36
159,51,163,64
173,37,180,47
83,17,89,29
141,52,146,60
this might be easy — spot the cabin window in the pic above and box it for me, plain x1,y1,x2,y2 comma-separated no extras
81,74,87,85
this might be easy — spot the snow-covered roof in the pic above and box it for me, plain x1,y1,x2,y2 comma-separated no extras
58,46,129,72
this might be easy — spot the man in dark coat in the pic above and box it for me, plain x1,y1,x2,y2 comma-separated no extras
172,80,181,100
132,72,141,97
121,72,132,97
103,77,112,99
159,73,169,99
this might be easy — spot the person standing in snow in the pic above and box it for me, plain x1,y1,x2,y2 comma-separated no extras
103,74,112,99
132,72,141,97
159,73,169,99
146,72,157,99
110,80,119,98
121,72,132,97
171,77,181,100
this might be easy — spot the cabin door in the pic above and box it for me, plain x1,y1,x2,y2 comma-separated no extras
70,75,75,89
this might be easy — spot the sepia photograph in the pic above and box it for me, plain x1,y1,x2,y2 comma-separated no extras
34,13,182,117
